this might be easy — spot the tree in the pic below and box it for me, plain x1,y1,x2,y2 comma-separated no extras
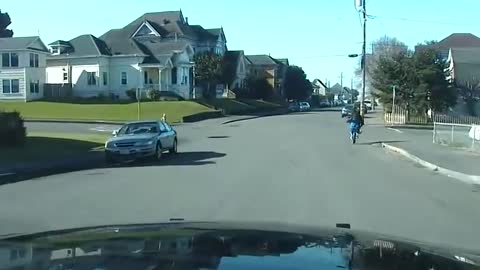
284,66,313,100
249,77,273,99
0,10,13,37
456,79,480,116
355,35,408,93
194,52,223,98
371,45,456,115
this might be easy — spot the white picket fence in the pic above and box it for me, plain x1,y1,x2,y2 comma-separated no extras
384,105,429,125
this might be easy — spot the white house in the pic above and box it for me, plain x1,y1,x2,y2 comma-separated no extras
0,36,49,101
46,10,227,99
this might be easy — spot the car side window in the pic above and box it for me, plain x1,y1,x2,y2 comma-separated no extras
164,122,172,132
159,122,167,133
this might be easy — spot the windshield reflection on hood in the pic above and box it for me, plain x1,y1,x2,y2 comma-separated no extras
0,228,477,270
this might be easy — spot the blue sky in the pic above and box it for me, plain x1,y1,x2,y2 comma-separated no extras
3,0,480,87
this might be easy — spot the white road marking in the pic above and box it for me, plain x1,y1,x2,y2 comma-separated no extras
0,173,16,177
388,127,403,133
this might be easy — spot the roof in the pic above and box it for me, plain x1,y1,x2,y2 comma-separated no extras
246,55,278,66
136,39,190,64
450,48,480,64
312,79,327,88
224,50,243,68
100,29,145,56
438,33,480,48
48,40,71,46
275,58,289,66
48,35,111,57
0,36,49,52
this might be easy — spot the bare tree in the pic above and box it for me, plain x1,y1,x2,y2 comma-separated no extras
354,35,409,96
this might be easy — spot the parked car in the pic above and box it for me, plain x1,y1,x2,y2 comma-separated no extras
364,100,373,110
341,105,354,118
299,102,311,111
319,101,331,108
288,101,300,112
104,120,177,163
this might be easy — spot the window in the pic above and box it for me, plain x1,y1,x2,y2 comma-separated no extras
29,53,39,67
171,67,177,84
63,72,68,82
2,53,10,67
2,79,19,94
87,72,96,86
30,80,39,93
10,53,18,67
103,72,108,85
144,71,148,84
2,79,11,93
34,54,39,67
121,72,127,85
2,53,19,67
11,79,19,93
159,122,167,133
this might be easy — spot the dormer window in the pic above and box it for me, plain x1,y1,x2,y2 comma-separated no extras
132,21,161,38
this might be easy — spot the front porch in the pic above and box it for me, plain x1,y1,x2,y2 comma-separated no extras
140,65,194,99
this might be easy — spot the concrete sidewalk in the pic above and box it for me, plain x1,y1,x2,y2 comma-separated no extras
364,111,480,177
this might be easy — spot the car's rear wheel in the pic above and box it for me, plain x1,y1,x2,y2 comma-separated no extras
169,138,178,154
155,143,163,160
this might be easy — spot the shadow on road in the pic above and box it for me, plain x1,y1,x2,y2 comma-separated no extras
355,140,407,145
111,151,227,167
208,136,230,139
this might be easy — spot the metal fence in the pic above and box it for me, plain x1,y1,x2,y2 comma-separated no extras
433,122,480,151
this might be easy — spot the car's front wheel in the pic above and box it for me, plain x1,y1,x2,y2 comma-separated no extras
169,138,178,154
155,143,163,160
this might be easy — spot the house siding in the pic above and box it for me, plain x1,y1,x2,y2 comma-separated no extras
46,57,110,97
109,56,143,98
0,68,26,100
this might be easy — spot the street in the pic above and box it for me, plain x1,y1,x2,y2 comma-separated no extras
2,111,480,252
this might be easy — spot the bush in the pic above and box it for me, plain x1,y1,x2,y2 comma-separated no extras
0,111,26,147
125,89,137,101
147,89,161,101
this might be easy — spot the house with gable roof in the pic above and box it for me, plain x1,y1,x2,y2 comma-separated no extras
45,10,227,99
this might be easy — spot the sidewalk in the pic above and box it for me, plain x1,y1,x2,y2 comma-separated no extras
365,112,480,176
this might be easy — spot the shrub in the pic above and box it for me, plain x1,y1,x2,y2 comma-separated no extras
0,111,26,147
147,89,161,101
125,89,137,101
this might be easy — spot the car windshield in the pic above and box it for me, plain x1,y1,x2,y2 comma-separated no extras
3,0,480,260
118,123,158,135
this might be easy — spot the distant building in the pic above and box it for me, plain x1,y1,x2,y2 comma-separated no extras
0,36,50,101
415,33,480,60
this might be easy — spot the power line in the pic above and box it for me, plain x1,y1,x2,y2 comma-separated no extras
368,14,466,26
289,54,355,59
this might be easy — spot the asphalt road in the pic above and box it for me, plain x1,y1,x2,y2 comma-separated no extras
2,111,480,252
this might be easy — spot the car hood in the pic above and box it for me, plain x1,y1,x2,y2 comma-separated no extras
108,134,156,143
1,222,478,270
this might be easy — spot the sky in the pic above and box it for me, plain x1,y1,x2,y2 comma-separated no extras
3,0,480,88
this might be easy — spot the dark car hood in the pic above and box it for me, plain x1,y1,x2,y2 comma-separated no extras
1,222,478,270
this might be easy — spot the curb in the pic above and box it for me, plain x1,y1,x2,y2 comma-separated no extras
385,125,433,130
381,143,480,185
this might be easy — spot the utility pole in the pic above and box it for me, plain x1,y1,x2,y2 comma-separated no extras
361,0,367,116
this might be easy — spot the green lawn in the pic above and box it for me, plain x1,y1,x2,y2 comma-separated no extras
0,132,108,164
0,101,213,123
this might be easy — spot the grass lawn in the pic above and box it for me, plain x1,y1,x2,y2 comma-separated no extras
0,101,213,123
0,132,109,164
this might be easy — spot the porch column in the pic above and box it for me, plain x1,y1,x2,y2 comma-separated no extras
158,68,162,92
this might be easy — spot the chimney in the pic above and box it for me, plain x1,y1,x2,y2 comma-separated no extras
185,17,189,24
